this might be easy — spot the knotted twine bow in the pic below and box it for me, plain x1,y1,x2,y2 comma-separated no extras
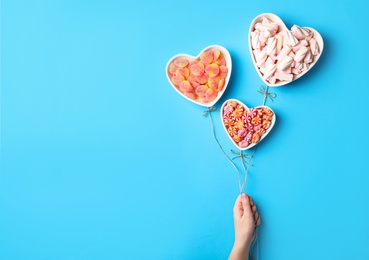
257,85,277,106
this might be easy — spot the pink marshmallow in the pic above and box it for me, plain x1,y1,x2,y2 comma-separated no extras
292,68,300,75
275,72,293,82
275,33,283,54
292,40,308,52
310,38,320,55
277,56,293,71
276,45,292,61
291,25,309,40
268,76,277,84
251,31,261,50
294,46,309,63
284,30,299,47
266,37,277,55
304,49,313,63
263,64,277,80
256,48,267,67
265,57,275,68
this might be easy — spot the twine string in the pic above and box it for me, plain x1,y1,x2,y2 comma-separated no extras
202,106,246,194
230,148,257,192
257,85,276,106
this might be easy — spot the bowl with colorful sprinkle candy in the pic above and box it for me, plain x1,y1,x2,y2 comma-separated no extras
221,99,276,150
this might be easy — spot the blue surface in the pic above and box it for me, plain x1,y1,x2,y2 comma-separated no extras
1,0,369,259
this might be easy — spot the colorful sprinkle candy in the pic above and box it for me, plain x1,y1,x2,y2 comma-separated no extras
222,101,274,149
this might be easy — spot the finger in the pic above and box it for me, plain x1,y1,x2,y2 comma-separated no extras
251,204,257,215
241,193,252,217
256,214,261,226
249,196,254,206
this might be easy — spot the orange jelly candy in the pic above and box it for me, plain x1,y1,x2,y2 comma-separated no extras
196,73,209,84
190,62,205,76
219,66,228,78
184,92,197,100
200,51,214,64
174,58,189,67
205,88,217,102
171,75,184,86
179,81,194,92
176,67,190,78
218,79,225,91
208,76,220,89
213,49,221,61
169,63,178,74
168,48,228,104
195,85,208,97
214,54,226,66
205,63,220,77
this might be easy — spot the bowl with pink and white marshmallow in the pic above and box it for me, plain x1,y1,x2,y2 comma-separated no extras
249,13,324,87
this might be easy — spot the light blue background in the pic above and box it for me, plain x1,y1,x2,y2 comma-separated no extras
1,0,368,259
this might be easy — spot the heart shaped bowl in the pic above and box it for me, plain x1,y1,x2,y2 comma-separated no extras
249,13,324,87
166,45,232,107
221,99,276,150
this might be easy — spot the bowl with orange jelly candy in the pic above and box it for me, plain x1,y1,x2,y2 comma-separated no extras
166,45,232,107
